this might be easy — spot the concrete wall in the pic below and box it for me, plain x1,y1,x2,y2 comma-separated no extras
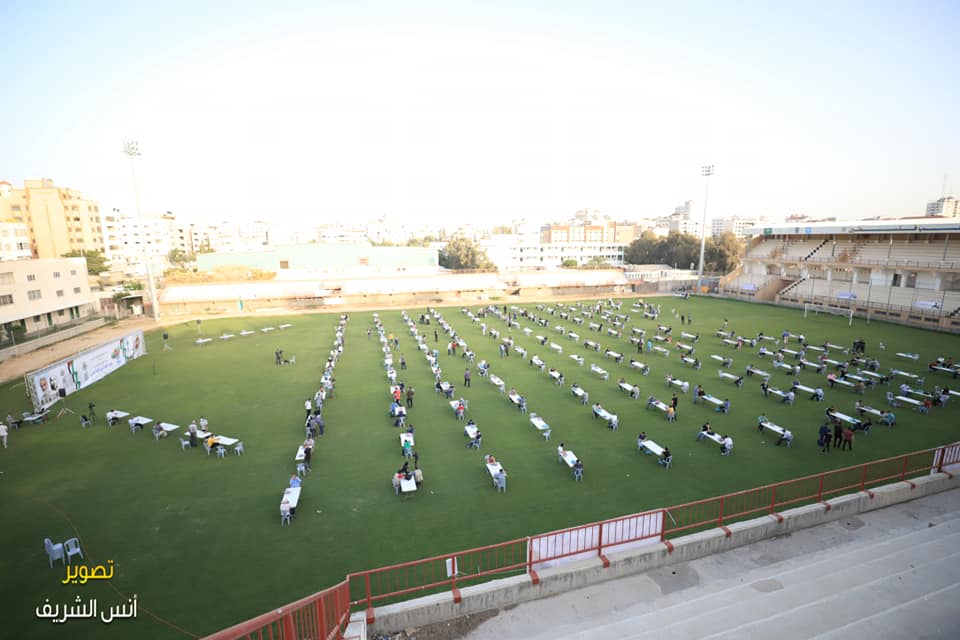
0,317,107,361
368,472,959,634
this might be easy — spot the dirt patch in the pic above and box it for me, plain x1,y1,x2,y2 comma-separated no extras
373,609,500,640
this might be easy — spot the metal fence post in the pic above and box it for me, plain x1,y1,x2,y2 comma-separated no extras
597,521,604,557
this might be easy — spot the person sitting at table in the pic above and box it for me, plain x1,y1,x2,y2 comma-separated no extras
854,400,865,415
493,468,506,492
734,376,744,388
206,434,218,451
658,447,672,467
557,443,566,463
389,400,401,416
108,410,121,427
434,380,443,394
592,403,603,418
406,424,415,435
572,458,584,481
80,414,92,429
716,398,731,414
518,395,527,413
696,423,712,441
637,432,649,451
152,422,166,439
757,414,769,432
281,498,292,519
398,461,410,477
782,390,795,405
444,384,456,399
289,474,301,488
760,381,770,398
776,429,793,446
810,386,824,402
720,435,734,455
466,430,482,448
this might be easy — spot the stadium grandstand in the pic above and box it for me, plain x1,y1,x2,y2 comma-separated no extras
720,218,960,332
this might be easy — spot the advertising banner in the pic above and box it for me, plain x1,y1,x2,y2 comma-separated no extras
25,330,146,411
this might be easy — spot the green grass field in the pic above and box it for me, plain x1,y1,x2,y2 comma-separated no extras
2,296,958,639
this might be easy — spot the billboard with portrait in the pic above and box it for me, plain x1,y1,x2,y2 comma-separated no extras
25,330,146,411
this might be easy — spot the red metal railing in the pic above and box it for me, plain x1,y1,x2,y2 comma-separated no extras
208,442,958,638
347,537,528,614
203,579,352,640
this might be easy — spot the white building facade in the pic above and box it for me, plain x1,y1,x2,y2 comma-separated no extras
0,257,97,338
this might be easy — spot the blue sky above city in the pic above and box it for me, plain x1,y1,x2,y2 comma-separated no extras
1,1,957,227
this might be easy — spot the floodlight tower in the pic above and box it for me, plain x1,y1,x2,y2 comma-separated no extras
695,164,715,293
122,141,160,321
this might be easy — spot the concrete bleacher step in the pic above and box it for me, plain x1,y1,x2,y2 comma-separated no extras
693,547,960,640
559,516,960,640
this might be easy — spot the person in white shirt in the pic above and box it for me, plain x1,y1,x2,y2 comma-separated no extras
776,429,794,446
0,421,7,448
720,435,734,455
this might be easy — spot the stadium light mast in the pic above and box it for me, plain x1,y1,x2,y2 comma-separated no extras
695,164,714,293
122,141,160,321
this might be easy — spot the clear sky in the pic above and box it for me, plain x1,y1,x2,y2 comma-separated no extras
1,1,957,227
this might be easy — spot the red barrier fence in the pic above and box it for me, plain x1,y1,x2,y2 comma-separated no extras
203,580,351,640
207,442,957,638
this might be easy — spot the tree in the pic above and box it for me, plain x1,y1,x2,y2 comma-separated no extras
704,231,744,273
62,250,109,274
492,225,513,235
561,259,578,268
438,237,496,271
167,248,193,267
624,231,660,265
660,232,701,269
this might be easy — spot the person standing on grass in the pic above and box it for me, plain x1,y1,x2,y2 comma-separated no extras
840,426,854,451
400,354,406,371
406,387,415,408
464,368,472,388
818,422,831,453
304,399,312,421
832,421,843,449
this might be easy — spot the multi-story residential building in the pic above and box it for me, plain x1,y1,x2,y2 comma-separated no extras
668,217,703,237
0,179,105,258
926,196,959,218
0,257,96,338
540,211,636,244
0,221,32,261
103,210,196,274
482,234,625,270
711,215,761,238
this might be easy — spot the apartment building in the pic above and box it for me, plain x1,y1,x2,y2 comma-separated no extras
0,257,96,337
0,179,105,258
0,221,31,261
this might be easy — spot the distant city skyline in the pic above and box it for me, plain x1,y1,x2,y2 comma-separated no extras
2,2,957,228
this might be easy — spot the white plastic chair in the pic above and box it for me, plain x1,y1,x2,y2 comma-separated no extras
573,467,584,482
44,538,65,568
64,537,83,564
216,446,226,459
496,475,507,492
180,438,191,451
203,442,212,456
542,430,551,441
296,462,309,477
280,510,292,526
886,392,898,407
234,442,244,456
659,455,673,469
